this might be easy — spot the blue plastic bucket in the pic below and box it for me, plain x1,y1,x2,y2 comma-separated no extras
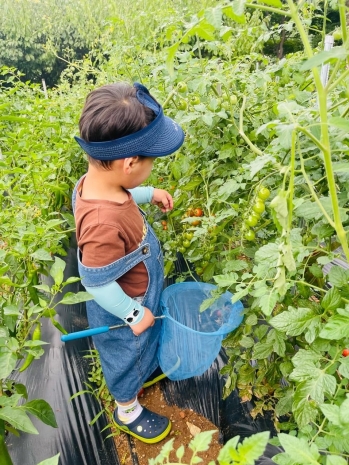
158,282,244,381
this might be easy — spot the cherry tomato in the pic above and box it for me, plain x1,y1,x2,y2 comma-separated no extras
194,208,204,217
192,219,201,226
190,95,200,105
177,82,188,93
195,267,204,276
179,246,186,254
178,99,187,110
185,232,194,240
201,260,209,268
333,30,342,41
258,187,271,201
162,225,168,230
244,230,256,241
252,200,265,214
343,349,349,357
161,220,167,226
245,214,259,227
183,240,191,248
203,252,211,261
230,94,237,105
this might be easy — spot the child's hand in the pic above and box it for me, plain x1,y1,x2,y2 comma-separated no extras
131,307,155,336
151,188,173,213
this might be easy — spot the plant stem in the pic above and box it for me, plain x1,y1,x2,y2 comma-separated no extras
338,0,348,44
0,421,14,465
238,96,264,156
245,2,291,16
287,131,296,232
287,0,349,263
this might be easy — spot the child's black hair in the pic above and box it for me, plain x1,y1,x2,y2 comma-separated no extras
79,82,156,170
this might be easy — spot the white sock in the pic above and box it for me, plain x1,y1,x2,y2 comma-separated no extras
116,398,143,424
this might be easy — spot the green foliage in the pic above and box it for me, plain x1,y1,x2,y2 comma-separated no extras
2,0,349,463
149,430,269,464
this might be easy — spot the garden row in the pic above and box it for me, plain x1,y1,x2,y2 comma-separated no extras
1,0,349,463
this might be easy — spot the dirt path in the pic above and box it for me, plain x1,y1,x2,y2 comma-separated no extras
113,383,222,464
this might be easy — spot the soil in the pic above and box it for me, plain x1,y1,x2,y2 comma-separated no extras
112,383,222,465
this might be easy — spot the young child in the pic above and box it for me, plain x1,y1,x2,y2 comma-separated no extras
72,82,185,443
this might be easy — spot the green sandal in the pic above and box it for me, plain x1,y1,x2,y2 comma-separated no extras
114,407,171,444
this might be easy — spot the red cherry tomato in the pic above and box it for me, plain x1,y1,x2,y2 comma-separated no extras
194,208,204,217
342,349,349,357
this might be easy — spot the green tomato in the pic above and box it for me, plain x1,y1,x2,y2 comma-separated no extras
257,187,271,200
252,200,265,214
244,230,255,241
201,260,209,268
179,246,186,254
185,232,194,240
178,99,188,110
203,252,211,260
183,240,191,248
190,95,200,105
195,267,204,276
230,94,237,105
333,30,342,41
177,82,188,93
245,214,259,227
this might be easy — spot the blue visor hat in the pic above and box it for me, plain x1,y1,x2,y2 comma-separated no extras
75,82,185,161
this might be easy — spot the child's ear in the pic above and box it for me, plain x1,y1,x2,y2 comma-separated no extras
123,156,140,173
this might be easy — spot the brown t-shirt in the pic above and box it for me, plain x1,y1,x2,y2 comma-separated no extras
74,178,148,298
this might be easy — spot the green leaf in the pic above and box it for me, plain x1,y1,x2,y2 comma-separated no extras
222,5,246,23
247,153,276,179
268,329,286,356
320,404,340,426
326,455,348,465
300,46,349,71
30,249,53,261
231,0,246,16
176,445,185,460
237,431,269,462
182,178,202,191
23,399,57,428
166,42,179,77
270,307,317,336
33,284,51,293
327,266,349,288
217,436,240,464
225,260,248,272
319,314,349,340
58,291,94,305
338,356,349,378
328,117,349,131
0,350,17,379
252,341,274,359
0,406,38,434
189,430,216,453
270,192,288,230
193,21,216,41
278,433,320,464
321,287,342,311
338,396,349,426
213,272,238,287
49,256,66,286
275,390,294,417
36,454,60,465
205,7,222,29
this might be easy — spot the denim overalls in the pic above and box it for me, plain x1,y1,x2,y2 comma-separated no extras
72,179,164,402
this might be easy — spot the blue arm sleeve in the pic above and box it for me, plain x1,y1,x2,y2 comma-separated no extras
84,281,145,326
129,186,154,204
